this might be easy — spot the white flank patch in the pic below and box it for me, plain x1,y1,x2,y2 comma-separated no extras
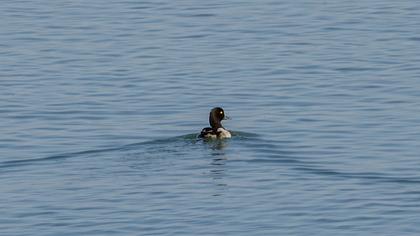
217,128,232,138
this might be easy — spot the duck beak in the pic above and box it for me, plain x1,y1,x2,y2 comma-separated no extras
224,115,231,120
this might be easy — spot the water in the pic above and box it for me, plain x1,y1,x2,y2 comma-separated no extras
1,0,420,235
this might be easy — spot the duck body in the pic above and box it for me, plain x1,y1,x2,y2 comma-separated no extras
199,127,232,139
198,107,231,139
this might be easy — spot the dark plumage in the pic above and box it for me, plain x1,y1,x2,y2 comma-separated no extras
198,107,231,139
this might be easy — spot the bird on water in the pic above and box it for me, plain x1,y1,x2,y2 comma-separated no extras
198,107,231,139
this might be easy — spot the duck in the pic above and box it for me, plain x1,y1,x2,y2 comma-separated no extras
198,107,231,139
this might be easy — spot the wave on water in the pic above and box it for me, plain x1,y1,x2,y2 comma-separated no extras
3,130,419,186
0,131,258,169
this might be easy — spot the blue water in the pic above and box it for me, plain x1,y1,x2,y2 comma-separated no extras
2,0,420,235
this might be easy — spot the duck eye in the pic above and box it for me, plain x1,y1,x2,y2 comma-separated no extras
220,111,223,114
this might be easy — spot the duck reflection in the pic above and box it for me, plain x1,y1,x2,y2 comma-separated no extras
202,139,230,195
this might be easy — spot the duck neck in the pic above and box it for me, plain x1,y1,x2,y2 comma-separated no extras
209,115,223,131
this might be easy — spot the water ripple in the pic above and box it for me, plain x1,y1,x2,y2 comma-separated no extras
2,0,420,235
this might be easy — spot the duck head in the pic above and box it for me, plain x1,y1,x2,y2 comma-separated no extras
209,107,229,130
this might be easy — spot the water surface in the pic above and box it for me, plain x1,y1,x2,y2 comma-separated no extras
1,0,420,235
